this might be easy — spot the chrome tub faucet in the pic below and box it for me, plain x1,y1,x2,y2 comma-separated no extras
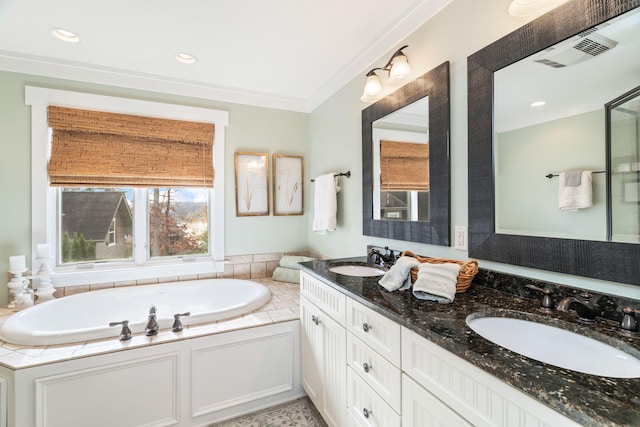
145,305,159,336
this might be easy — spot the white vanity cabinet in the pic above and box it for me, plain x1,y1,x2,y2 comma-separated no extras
301,270,584,427
401,327,582,427
300,272,347,427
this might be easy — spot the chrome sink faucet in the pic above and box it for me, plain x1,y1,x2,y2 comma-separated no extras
557,292,599,323
145,305,159,336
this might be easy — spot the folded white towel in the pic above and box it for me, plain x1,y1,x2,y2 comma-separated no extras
312,173,340,234
558,171,592,211
378,256,420,292
412,263,460,304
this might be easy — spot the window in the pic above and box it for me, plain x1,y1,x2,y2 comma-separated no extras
27,87,228,286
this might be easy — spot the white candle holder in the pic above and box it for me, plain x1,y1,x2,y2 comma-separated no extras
7,268,29,309
34,257,56,303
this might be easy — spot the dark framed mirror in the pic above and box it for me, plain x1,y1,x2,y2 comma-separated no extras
362,61,450,245
468,0,640,286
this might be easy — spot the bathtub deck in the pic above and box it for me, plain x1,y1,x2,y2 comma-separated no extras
0,278,300,370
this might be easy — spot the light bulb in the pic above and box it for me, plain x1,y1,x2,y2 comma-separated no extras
388,54,411,85
360,73,383,102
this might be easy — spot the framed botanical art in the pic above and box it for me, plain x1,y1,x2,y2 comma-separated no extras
273,154,304,215
235,152,269,216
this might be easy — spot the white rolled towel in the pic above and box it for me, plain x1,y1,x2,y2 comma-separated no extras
412,263,460,304
378,256,420,292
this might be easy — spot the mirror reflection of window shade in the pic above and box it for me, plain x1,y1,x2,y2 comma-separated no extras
380,140,429,191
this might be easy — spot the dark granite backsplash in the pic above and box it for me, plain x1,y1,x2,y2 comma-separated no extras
473,268,640,324
368,244,640,324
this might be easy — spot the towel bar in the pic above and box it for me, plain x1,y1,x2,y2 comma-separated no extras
311,171,351,182
545,170,605,179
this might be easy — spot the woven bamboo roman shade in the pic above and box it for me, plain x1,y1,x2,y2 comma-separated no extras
380,140,429,191
47,106,215,187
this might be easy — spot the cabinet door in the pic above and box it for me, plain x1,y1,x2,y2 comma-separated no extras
300,296,347,427
319,302,347,427
402,374,472,427
301,297,324,407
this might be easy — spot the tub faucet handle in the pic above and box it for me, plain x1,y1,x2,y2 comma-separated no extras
145,305,159,336
172,312,191,332
109,320,132,341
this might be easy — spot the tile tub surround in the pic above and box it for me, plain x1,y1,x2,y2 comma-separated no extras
51,250,315,297
0,278,300,370
299,258,640,427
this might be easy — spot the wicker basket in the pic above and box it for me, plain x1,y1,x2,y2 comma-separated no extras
401,251,479,293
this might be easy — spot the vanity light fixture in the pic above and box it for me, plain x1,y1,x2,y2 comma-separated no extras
50,28,80,43
175,52,198,64
360,45,411,102
508,0,571,17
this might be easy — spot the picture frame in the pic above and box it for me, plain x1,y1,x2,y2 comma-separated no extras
273,154,304,215
235,152,269,216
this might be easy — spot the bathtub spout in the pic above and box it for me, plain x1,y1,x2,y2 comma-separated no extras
145,305,159,336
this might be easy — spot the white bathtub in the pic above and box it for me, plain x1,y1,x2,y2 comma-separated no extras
0,278,271,346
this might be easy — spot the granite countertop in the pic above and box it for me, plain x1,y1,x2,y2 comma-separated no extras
299,257,640,427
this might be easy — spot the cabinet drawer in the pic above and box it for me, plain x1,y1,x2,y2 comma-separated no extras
301,272,346,324
347,334,401,413
347,298,401,366
347,368,400,427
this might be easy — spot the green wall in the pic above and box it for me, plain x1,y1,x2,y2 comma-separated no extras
495,110,606,241
306,0,638,299
0,72,308,306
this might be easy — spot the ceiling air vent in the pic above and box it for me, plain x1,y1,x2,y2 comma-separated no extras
533,31,617,68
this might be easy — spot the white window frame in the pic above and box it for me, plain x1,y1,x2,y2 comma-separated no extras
27,87,228,287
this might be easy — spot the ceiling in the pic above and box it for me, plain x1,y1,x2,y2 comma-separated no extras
0,0,452,112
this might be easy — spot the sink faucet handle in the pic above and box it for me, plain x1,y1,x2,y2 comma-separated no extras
172,312,191,332
109,320,132,341
620,307,639,336
525,284,554,313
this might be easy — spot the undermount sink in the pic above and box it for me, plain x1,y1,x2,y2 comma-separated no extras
466,314,640,378
327,263,386,277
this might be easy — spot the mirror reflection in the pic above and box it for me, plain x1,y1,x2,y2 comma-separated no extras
362,61,450,246
493,8,640,243
372,97,430,222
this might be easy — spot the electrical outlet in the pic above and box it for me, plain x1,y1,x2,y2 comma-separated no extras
454,225,467,251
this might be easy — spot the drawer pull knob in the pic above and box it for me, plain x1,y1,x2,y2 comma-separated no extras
311,315,320,325
363,362,372,373
363,408,371,419
362,322,371,333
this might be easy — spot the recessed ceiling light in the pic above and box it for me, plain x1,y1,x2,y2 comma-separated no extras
50,28,80,43
176,52,198,64
531,101,546,107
